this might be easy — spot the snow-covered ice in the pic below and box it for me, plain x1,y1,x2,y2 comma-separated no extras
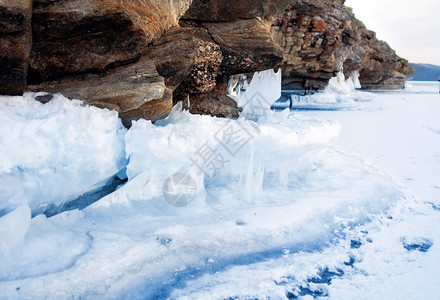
0,94,127,215
171,80,440,299
0,73,439,299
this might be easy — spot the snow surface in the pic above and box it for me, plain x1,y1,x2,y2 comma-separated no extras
171,81,440,299
0,73,439,299
0,94,127,215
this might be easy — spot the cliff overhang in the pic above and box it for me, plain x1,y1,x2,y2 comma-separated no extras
0,0,411,125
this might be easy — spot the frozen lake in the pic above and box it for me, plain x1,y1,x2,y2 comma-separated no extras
0,78,439,299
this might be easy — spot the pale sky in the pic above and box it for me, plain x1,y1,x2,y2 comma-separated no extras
345,0,440,65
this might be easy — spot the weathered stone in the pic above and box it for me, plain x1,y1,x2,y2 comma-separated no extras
148,22,222,93
271,0,361,90
344,30,411,89
271,0,411,90
29,0,192,83
342,51,364,78
160,17,284,119
184,92,241,118
1,0,411,123
0,0,32,95
183,0,290,22
204,18,284,75
173,75,241,118
29,56,170,126
149,16,284,119
120,88,173,127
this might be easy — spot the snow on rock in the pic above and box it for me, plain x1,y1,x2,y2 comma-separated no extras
0,93,127,215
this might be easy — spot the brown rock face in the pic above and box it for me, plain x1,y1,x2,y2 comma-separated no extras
29,0,192,83
271,0,360,89
161,17,283,118
0,0,32,95
0,0,413,124
29,56,171,127
174,76,241,118
24,0,286,123
272,0,411,90
120,88,173,127
144,16,284,119
204,18,284,76
344,29,412,90
148,22,222,93
185,92,241,118
183,0,291,22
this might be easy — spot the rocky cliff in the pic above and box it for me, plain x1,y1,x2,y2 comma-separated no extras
0,0,32,95
271,0,411,90
0,0,411,125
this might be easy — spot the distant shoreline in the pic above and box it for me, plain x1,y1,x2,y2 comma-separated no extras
407,63,440,81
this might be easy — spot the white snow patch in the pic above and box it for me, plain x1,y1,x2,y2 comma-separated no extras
0,93,127,214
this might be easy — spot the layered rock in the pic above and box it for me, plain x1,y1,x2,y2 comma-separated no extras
271,0,360,89
183,0,291,22
271,0,411,90
27,0,193,126
29,56,170,127
169,0,286,118
204,18,284,76
29,0,192,83
184,90,241,118
25,0,285,123
0,0,32,95
343,29,412,89
149,22,222,93
0,0,412,124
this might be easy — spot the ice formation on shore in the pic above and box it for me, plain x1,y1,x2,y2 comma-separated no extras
2,72,437,299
